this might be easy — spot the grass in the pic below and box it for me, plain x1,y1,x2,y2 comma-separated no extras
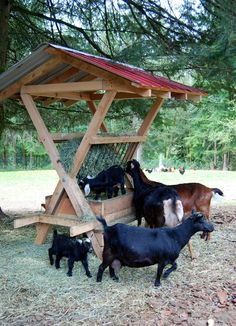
1,168,235,213
0,168,235,325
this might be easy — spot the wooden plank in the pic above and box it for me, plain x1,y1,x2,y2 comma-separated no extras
39,92,92,101
21,80,113,95
87,230,104,260
138,97,164,136
38,215,82,227
14,216,39,228
90,135,146,144
70,90,117,178
49,132,85,142
0,57,62,101
35,223,52,245
70,214,136,237
70,221,97,236
20,93,94,219
187,94,202,102
38,90,116,225
87,100,108,133
124,97,164,161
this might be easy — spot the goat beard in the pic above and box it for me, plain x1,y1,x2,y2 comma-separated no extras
200,231,210,241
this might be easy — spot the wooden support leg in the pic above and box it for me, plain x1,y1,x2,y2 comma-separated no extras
87,230,104,260
35,223,52,244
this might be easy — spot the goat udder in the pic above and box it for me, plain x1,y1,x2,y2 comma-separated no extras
111,259,121,273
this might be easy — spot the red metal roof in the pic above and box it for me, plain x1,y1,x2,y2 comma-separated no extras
57,46,207,95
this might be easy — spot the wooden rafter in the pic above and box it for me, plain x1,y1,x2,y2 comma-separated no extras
0,57,62,101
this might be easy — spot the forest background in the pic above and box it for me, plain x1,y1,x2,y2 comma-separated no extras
0,0,235,171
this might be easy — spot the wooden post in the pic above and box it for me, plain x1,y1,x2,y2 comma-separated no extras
124,97,164,161
20,92,96,243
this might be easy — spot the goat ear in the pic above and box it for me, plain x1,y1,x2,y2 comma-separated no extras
84,184,91,196
87,175,94,179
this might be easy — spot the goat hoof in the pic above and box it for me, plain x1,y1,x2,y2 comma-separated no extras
67,272,72,277
112,276,119,282
154,281,161,287
87,273,92,278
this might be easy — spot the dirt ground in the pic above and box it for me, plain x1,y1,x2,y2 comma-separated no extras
0,195,235,324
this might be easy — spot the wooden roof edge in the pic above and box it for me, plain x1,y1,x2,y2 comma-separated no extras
0,43,208,102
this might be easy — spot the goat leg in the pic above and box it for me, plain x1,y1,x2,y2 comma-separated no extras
81,259,92,278
55,254,62,269
154,262,166,287
163,262,177,279
97,262,110,282
48,248,54,265
187,240,195,260
67,257,75,276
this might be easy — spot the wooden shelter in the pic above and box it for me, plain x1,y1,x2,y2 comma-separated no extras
0,43,207,258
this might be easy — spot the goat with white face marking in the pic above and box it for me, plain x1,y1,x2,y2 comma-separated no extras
48,230,92,277
78,165,126,200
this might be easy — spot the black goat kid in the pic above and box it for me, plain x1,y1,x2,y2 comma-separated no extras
78,165,126,200
96,212,214,286
48,230,92,278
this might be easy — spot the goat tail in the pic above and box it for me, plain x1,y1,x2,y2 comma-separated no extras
212,188,224,202
96,215,108,230
53,229,58,238
212,188,224,196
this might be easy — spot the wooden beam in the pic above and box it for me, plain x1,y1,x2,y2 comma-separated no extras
70,90,117,177
43,90,117,224
21,80,113,95
172,92,187,100
138,97,164,136
124,97,164,161
90,135,146,144
70,214,136,237
152,90,171,99
20,92,94,219
49,132,85,142
187,94,202,102
0,57,62,101
39,92,92,101
87,100,108,133
14,216,39,228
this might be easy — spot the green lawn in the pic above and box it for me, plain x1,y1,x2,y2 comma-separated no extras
0,169,235,213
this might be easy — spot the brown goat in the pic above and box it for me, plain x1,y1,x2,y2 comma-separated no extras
139,170,223,221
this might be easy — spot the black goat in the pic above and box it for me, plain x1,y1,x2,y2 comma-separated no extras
48,230,92,277
78,165,126,200
96,212,214,286
126,159,183,228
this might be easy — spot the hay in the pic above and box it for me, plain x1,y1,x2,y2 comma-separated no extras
0,207,236,325
58,138,129,177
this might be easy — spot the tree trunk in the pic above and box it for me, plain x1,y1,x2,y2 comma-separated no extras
0,0,11,138
0,0,10,72
213,140,217,169
223,153,228,170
